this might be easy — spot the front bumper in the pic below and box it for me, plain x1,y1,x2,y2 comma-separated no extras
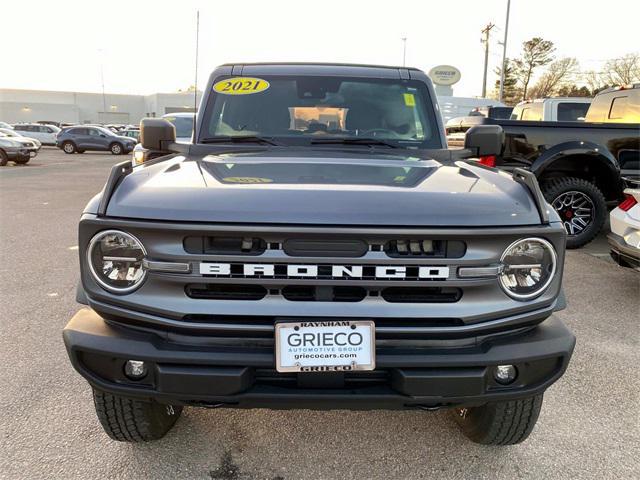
4,146,32,160
63,308,575,410
608,232,640,268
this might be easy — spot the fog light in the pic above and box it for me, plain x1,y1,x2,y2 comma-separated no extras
494,364,517,385
124,360,147,379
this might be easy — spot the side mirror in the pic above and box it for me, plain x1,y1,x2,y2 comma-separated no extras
464,125,504,156
140,118,176,150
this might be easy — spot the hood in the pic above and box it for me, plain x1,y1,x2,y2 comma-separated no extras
116,135,137,142
105,149,541,226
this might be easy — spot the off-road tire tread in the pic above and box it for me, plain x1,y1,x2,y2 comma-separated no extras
92,389,182,442
454,394,543,445
541,177,606,249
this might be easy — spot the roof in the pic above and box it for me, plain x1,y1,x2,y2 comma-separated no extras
219,62,418,71
596,83,640,95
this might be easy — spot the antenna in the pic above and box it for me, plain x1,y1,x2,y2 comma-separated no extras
193,10,200,131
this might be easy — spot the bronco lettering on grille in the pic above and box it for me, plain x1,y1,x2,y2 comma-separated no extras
199,262,450,280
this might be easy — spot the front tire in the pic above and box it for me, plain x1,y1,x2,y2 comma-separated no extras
62,141,76,154
452,394,544,445
110,143,124,155
92,389,183,442
14,157,30,165
541,177,606,249
0,150,8,166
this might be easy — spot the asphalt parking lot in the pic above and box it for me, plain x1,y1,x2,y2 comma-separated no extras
1,148,638,480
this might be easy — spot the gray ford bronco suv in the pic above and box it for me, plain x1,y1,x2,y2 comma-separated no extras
63,63,575,445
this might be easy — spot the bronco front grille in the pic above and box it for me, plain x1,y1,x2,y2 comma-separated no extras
185,284,267,300
80,219,565,340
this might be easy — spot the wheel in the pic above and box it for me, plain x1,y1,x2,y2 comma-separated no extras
62,141,76,154
110,143,124,155
452,394,543,445
0,150,8,166
14,157,30,165
92,388,182,442
77,149,85,154
541,177,606,249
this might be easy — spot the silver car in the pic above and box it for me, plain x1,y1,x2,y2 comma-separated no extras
0,131,39,165
0,127,42,149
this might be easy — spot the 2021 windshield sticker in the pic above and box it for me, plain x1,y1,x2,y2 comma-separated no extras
213,77,270,95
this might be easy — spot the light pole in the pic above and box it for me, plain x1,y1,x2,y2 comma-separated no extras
98,49,107,122
499,0,512,103
401,37,407,67
481,23,495,98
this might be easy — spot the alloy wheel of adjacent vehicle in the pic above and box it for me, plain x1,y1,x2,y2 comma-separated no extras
542,177,606,249
62,141,76,154
553,191,594,235
0,150,8,166
110,143,123,155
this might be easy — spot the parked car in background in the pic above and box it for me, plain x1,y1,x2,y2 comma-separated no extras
469,106,514,119
36,120,62,128
56,126,137,155
510,98,592,122
0,127,42,149
161,112,195,142
448,86,640,249
12,123,61,146
0,131,39,165
0,121,13,130
584,84,640,123
119,128,140,142
609,181,640,269
446,106,514,145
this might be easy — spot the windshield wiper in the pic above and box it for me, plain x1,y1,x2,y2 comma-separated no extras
200,135,281,146
310,137,399,148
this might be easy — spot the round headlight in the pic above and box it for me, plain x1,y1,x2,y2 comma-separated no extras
499,237,557,300
88,230,147,293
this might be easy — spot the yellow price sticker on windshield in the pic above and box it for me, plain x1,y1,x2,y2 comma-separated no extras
403,93,416,107
213,77,270,95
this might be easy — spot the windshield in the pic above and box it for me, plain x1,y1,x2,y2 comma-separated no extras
95,126,116,136
164,116,194,138
201,76,440,148
0,129,17,137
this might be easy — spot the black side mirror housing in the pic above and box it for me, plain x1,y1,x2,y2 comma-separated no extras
140,118,176,150
464,125,504,157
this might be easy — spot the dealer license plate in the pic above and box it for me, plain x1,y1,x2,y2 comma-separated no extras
275,320,375,373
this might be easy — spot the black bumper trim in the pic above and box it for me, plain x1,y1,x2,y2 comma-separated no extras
608,233,640,268
63,308,575,409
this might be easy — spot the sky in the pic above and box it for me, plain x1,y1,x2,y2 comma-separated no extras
2,0,639,98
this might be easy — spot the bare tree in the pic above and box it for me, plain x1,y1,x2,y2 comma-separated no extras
603,53,640,85
513,38,556,100
529,58,579,98
584,70,608,94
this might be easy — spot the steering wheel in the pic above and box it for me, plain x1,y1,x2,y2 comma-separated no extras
360,128,399,137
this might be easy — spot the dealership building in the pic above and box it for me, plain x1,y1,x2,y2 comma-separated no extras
0,88,202,125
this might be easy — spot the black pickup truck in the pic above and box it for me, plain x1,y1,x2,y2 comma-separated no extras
447,85,640,248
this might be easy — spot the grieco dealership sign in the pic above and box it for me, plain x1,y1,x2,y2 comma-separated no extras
428,65,461,86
